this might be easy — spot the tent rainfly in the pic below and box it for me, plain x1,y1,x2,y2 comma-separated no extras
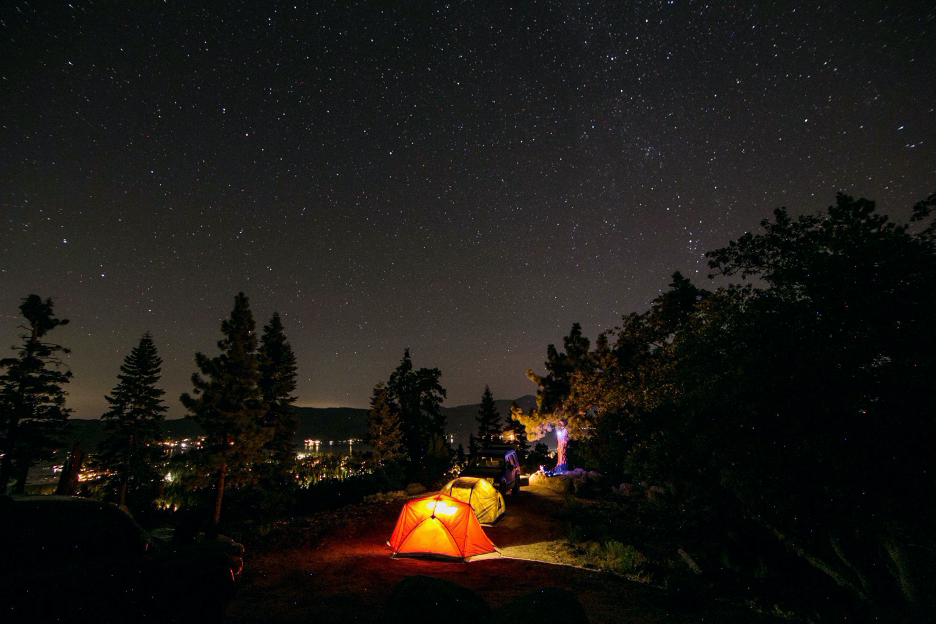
440,476,505,524
388,493,496,561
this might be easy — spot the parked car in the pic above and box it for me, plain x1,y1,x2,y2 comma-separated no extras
0,495,243,623
459,447,522,495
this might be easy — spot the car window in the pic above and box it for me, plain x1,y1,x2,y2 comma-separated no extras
469,456,504,469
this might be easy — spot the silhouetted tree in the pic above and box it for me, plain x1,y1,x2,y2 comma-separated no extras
256,312,299,488
366,382,406,465
523,194,936,618
520,322,595,450
384,348,448,483
474,385,503,449
97,332,167,507
696,194,936,615
0,295,72,494
180,293,271,528
454,443,467,471
525,442,551,473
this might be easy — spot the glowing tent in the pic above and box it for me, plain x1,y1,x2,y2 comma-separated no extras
440,477,505,524
388,493,496,561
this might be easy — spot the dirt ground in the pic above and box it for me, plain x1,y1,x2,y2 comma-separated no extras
225,485,758,623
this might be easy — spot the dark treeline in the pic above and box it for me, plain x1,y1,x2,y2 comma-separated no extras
0,291,476,534
519,194,936,618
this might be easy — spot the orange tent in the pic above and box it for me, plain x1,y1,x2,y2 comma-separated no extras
388,493,496,561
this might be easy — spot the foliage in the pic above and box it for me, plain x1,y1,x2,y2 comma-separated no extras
294,466,404,515
523,441,551,472
525,194,936,618
474,385,503,449
365,382,406,465
256,312,299,490
506,402,530,462
522,322,592,439
180,292,272,526
588,540,647,575
97,332,167,508
422,432,457,488
0,295,72,494
381,348,449,483
453,443,467,472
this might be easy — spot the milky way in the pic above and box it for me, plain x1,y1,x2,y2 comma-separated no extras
1,2,933,417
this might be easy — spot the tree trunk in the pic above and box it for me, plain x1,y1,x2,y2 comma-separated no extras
554,423,568,473
211,460,226,529
55,443,84,496
121,432,132,507
117,474,128,508
11,464,28,495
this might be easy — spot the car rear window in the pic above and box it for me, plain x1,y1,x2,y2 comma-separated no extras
470,456,505,468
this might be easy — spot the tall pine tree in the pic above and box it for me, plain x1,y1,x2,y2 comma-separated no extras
97,332,167,508
384,348,448,482
0,295,72,494
365,382,406,465
257,312,298,489
180,293,271,527
475,385,503,449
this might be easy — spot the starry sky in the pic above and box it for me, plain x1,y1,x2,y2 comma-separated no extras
1,1,933,419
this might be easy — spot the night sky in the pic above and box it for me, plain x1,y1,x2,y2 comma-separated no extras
1,2,933,418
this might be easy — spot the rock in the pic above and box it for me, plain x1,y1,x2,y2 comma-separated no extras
404,482,427,495
384,575,492,624
570,469,602,497
613,482,633,495
528,472,573,494
493,587,589,624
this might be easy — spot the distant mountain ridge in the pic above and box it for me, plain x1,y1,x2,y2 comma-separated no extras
62,396,539,452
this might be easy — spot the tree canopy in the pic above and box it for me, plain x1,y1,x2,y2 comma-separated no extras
180,293,272,526
256,312,299,489
382,348,448,484
474,385,503,449
365,382,406,465
522,194,936,617
0,295,72,494
97,332,167,507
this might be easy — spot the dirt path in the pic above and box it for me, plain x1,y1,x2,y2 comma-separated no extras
225,486,742,623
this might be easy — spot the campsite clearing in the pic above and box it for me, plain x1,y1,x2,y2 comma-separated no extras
225,484,763,623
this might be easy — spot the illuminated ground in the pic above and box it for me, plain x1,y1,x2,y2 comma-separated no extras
225,484,762,623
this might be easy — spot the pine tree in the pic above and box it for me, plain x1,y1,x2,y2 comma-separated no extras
381,348,449,483
385,348,447,468
98,332,167,507
475,385,503,449
366,382,406,465
180,293,271,527
257,312,298,488
0,295,72,494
